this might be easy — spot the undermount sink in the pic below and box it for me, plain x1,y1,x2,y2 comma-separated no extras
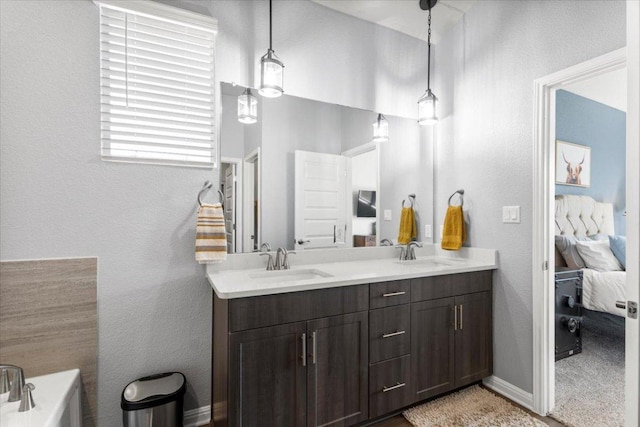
249,269,333,283
394,257,464,268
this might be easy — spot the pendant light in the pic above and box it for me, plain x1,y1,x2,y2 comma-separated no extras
238,88,258,124
372,114,389,142
418,0,438,126
259,0,284,98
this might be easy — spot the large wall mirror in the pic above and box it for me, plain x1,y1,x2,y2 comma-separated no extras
220,82,434,253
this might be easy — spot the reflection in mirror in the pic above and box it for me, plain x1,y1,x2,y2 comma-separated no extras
220,82,434,253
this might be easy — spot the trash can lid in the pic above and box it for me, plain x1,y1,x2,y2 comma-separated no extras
121,372,186,410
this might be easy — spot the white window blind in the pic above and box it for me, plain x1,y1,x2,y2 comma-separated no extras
97,0,218,168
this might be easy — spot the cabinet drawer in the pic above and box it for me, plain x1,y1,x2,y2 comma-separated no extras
370,280,410,309
369,306,410,363
369,355,411,418
411,271,493,302
229,285,369,332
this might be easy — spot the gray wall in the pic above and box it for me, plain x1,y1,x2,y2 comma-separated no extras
433,0,626,393
0,0,430,424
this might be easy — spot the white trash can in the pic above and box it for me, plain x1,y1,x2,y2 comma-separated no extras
121,372,186,427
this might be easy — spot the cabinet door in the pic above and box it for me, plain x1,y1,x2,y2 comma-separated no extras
229,322,307,427
307,312,368,427
411,297,455,402
454,291,492,387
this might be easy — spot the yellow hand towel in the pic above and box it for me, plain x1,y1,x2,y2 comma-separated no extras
397,207,417,245
441,205,466,251
195,203,227,264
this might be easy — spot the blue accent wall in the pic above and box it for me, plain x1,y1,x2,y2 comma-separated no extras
555,90,626,235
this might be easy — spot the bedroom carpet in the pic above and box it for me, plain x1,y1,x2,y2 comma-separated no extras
551,321,625,427
403,385,547,426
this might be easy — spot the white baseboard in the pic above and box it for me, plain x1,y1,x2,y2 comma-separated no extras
483,376,534,411
184,405,211,427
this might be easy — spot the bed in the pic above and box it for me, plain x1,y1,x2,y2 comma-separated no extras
554,195,626,326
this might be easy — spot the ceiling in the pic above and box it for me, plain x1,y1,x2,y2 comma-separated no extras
563,68,627,112
311,0,477,44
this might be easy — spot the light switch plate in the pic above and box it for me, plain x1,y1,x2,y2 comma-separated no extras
384,209,392,221
502,206,521,224
425,225,432,238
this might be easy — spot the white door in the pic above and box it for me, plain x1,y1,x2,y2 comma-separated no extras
224,164,236,253
294,150,347,250
626,1,640,424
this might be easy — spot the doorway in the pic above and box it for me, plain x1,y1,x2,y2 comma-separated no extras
550,67,627,426
243,148,261,252
343,141,380,247
220,157,243,254
532,47,639,424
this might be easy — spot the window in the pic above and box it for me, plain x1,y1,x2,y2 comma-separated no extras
97,0,218,168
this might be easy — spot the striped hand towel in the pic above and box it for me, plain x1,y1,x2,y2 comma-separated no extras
195,203,227,264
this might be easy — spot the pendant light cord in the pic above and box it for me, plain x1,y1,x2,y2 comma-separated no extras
269,0,273,51
427,7,432,91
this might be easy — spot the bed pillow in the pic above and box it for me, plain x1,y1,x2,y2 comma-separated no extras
575,240,623,272
554,235,591,269
608,235,626,270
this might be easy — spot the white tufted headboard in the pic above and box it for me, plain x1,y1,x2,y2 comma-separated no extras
555,195,615,237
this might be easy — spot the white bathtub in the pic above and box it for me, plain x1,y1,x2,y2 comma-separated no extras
0,369,81,427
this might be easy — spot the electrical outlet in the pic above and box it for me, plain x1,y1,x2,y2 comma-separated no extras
425,224,432,238
384,210,392,221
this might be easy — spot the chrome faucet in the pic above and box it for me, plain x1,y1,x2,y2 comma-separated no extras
0,364,36,411
0,364,25,402
406,241,423,260
380,238,393,246
260,252,275,270
275,247,296,270
395,245,406,261
260,242,272,252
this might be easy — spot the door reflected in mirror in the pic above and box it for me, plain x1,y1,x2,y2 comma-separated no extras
220,82,434,253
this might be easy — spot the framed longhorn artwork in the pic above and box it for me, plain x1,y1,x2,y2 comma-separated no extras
555,140,591,187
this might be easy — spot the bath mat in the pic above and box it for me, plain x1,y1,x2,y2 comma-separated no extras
403,385,547,427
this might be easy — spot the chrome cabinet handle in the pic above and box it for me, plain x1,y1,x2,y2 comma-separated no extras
382,382,406,393
382,291,406,297
301,333,306,367
382,330,406,338
311,331,317,365
454,305,458,331
333,226,337,243
616,301,626,309
460,304,463,330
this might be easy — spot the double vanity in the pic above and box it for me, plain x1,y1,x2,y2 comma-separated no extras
207,245,497,427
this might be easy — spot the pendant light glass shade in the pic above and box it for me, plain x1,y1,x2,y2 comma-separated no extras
238,88,258,124
259,50,284,98
418,2,438,126
372,114,389,142
418,89,438,126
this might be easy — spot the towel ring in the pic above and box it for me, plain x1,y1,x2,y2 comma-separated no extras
197,181,224,208
448,189,464,206
402,194,416,209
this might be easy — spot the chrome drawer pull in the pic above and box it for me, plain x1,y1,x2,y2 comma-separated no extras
382,291,406,297
301,333,306,367
382,330,406,338
382,382,406,393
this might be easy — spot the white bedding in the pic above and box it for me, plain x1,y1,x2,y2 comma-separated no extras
581,268,626,317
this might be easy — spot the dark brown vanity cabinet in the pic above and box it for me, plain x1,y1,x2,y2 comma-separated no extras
411,272,493,402
215,286,369,427
213,270,493,427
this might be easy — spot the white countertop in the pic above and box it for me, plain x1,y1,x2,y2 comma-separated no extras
0,369,80,427
207,244,497,299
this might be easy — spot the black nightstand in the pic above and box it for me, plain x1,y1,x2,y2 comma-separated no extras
555,269,583,361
